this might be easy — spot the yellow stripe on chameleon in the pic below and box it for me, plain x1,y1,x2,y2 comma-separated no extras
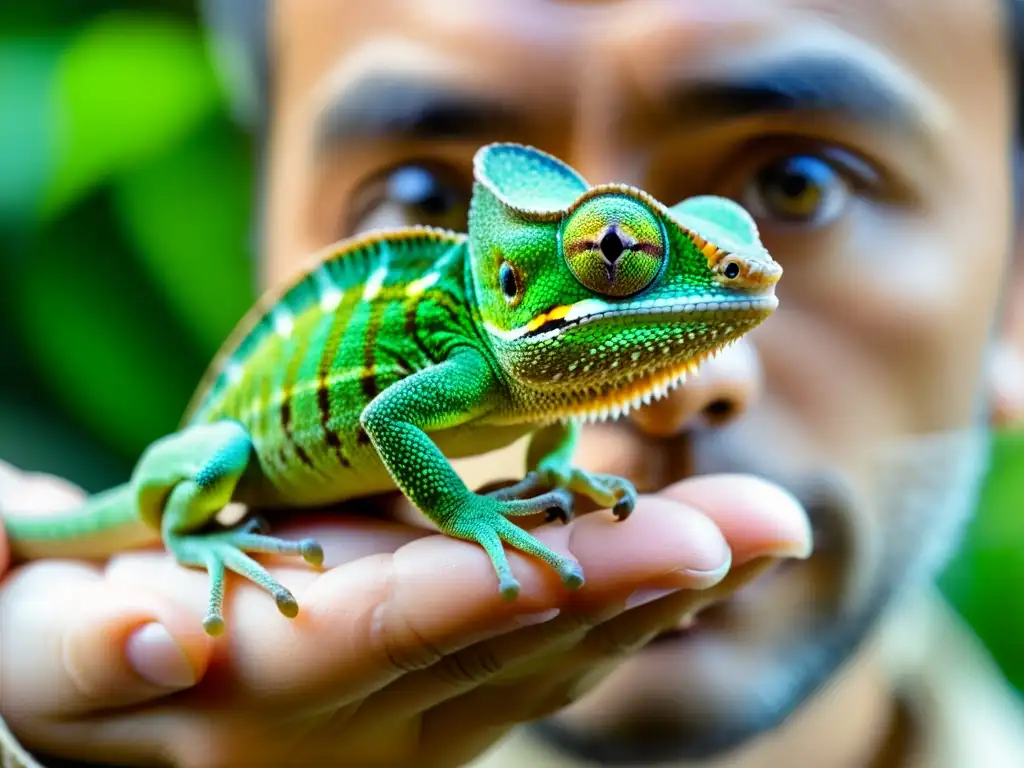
523,304,574,333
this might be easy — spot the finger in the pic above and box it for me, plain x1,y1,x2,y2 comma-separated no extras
0,463,87,574
418,560,789,743
360,475,808,721
0,461,87,512
103,494,735,711
0,560,213,723
657,473,813,563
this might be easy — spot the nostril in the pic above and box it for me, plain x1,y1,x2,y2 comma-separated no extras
702,399,737,424
600,229,625,262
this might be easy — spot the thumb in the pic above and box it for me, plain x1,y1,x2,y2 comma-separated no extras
0,562,213,721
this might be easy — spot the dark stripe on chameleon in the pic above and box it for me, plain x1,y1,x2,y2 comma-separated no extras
404,296,435,366
293,442,316,469
317,383,351,465
315,292,356,467
279,399,316,469
360,292,386,404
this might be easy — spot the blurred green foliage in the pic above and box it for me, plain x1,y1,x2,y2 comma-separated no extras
1,2,254,478
1,0,1022,697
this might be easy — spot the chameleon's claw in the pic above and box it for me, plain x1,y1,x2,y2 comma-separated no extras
499,575,521,600
299,538,325,566
612,498,634,521
203,614,226,636
558,559,586,589
275,589,299,618
545,504,574,524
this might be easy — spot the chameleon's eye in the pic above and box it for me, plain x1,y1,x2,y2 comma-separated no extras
498,260,521,305
560,195,666,298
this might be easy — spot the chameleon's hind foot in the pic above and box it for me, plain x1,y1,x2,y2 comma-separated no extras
446,488,585,600
488,466,637,521
486,472,574,523
166,523,324,636
537,464,637,521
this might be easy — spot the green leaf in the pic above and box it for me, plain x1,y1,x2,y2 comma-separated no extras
41,13,221,220
113,118,256,356
940,427,1024,694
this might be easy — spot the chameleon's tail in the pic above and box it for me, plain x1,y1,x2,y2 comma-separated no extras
3,483,161,561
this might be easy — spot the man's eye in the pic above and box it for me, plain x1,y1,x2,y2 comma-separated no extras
740,154,852,227
346,162,469,235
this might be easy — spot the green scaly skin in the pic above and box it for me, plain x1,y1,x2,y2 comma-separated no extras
3,144,782,636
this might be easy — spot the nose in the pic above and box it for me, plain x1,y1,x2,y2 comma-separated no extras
629,337,763,437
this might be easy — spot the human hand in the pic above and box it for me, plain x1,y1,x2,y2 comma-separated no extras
1,468,811,768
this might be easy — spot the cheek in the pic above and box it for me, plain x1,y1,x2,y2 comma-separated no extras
765,215,1002,435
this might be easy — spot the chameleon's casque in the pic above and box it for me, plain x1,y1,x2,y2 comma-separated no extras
4,143,782,635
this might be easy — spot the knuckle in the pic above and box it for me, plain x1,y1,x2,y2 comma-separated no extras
430,644,504,686
368,561,445,674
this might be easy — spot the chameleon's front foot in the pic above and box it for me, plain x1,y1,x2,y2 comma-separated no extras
445,489,584,599
166,520,324,636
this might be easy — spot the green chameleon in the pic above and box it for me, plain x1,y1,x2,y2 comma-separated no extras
4,143,782,635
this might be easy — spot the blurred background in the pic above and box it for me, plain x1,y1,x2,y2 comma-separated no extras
1,0,1022,697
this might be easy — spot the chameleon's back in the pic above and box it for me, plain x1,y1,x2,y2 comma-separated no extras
183,227,473,506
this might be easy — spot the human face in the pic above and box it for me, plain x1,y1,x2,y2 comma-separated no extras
263,0,1019,760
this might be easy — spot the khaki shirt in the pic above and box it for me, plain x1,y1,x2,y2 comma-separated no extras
2,590,1022,767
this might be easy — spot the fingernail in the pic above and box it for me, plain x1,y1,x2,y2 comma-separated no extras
625,588,681,610
514,609,561,627
673,558,732,589
769,539,813,559
743,537,814,563
126,623,197,689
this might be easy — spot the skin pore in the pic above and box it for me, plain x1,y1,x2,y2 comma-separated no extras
258,0,1018,764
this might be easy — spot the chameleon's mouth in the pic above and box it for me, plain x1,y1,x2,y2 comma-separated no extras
486,293,778,344
549,343,725,424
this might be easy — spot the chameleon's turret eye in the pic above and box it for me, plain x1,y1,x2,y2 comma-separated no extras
498,259,521,305
560,195,667,298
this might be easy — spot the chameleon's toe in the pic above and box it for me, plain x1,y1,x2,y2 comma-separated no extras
240,516,270,535
299,538,324,566
275,589,299,618
499,575,522,600
538,465,637,520
203,614,226,637
558,559,586,589
485,472,544,501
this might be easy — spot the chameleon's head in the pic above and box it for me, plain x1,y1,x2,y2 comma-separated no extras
466,143,782,422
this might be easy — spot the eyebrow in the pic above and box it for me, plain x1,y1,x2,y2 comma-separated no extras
670,53,927,133
313,74,524,153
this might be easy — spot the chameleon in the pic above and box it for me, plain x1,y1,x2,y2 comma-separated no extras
3,143,782,636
